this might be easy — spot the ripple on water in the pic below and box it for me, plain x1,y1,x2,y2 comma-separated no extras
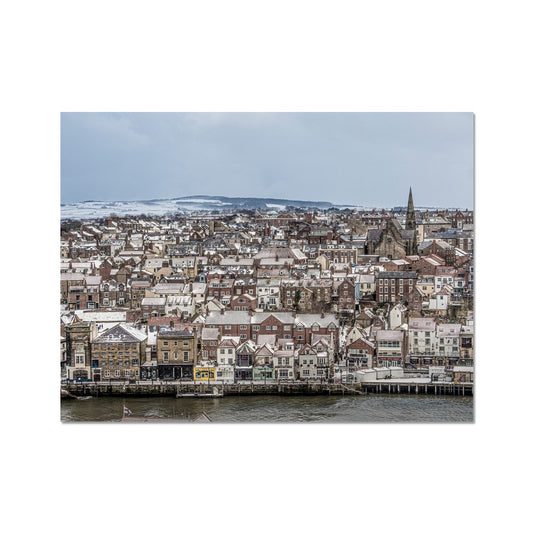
61,395,473,423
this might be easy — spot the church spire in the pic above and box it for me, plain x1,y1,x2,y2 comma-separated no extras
405,186,418,254
406,187,416,230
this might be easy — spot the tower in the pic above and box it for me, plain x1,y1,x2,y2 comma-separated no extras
406,187,416,231
405,187,418,254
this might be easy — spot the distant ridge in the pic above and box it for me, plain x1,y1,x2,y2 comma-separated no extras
61,194,468,220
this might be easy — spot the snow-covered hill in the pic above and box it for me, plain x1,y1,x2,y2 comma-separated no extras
60,195,346,219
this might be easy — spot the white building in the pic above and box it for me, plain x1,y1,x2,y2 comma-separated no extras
408,317,437,357
436,323,461,364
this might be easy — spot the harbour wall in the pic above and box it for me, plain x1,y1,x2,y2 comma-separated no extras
62,381,473,398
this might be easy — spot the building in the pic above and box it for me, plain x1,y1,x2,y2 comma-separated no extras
156,330,197,380
375,271,418,303
90,323,147,382
375,329,405,367
65,321,98,381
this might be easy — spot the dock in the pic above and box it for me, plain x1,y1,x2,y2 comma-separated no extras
61,380,472,398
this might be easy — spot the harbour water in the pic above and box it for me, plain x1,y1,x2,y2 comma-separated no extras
61,394,474,423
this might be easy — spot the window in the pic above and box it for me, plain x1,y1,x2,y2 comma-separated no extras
115,370,120,377
183,352,189,362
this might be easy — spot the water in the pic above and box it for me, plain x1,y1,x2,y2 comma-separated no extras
61,394,473,423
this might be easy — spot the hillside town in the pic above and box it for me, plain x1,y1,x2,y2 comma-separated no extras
60,189,474,389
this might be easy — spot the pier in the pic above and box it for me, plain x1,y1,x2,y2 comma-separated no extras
61,380,472,398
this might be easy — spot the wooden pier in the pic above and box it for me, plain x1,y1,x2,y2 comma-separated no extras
61,380,473,398
360,381,473,396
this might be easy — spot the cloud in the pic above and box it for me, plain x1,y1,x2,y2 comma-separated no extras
61,112,473,208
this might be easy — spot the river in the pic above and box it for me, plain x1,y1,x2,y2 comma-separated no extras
61,394,473,423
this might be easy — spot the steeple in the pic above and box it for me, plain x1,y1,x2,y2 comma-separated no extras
406,187,416,231
405,186,418,254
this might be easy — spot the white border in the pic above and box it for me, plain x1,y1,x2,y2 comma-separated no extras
3,1,530,532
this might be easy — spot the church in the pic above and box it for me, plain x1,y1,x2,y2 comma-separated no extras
365,188,418,259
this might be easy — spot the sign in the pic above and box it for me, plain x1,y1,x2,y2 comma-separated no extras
194,367,216,381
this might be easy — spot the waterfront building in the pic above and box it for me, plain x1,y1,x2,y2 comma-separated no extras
156,330,197,380
436,323,461,367
375,329,405,367
65,321,98,381
90,323,147,382
234,340,255,381
252,343,275,382
345,338,374,371
273,348,296,380
407,317,437,367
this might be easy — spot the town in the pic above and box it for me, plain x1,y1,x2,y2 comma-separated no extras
60,189,474,395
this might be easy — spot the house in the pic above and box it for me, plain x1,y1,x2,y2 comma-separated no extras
297,345,319,380
229,293,257,312
256,278,281,309
375,329,405,367
201,327,220,361
345,337,374,370
407,317,437,367
436,323,461,367
388,303,406,330
460,325,474,360
141,297,166,319
216,336,239,366
252,343,275,382
375,271,418,304
234,340,255,381
165,295,194,317
428,285,454,313
273,349,296,380
130,279,152,310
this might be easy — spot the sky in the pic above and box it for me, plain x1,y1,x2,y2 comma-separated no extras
61,112,473,208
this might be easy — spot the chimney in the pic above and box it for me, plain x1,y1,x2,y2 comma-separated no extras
221,308,225,315
321,311,325,318
249,309,253,316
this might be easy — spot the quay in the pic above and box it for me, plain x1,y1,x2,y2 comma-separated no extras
61,380,472,398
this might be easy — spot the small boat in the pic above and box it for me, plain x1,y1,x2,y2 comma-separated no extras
176,386,223,399
176,392,224,398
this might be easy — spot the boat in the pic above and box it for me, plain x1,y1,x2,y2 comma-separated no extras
176,392,224,398
176,386,223,398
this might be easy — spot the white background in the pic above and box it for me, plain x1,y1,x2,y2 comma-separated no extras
1,1,531,532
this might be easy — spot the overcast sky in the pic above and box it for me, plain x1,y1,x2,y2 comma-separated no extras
61,112,473,208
